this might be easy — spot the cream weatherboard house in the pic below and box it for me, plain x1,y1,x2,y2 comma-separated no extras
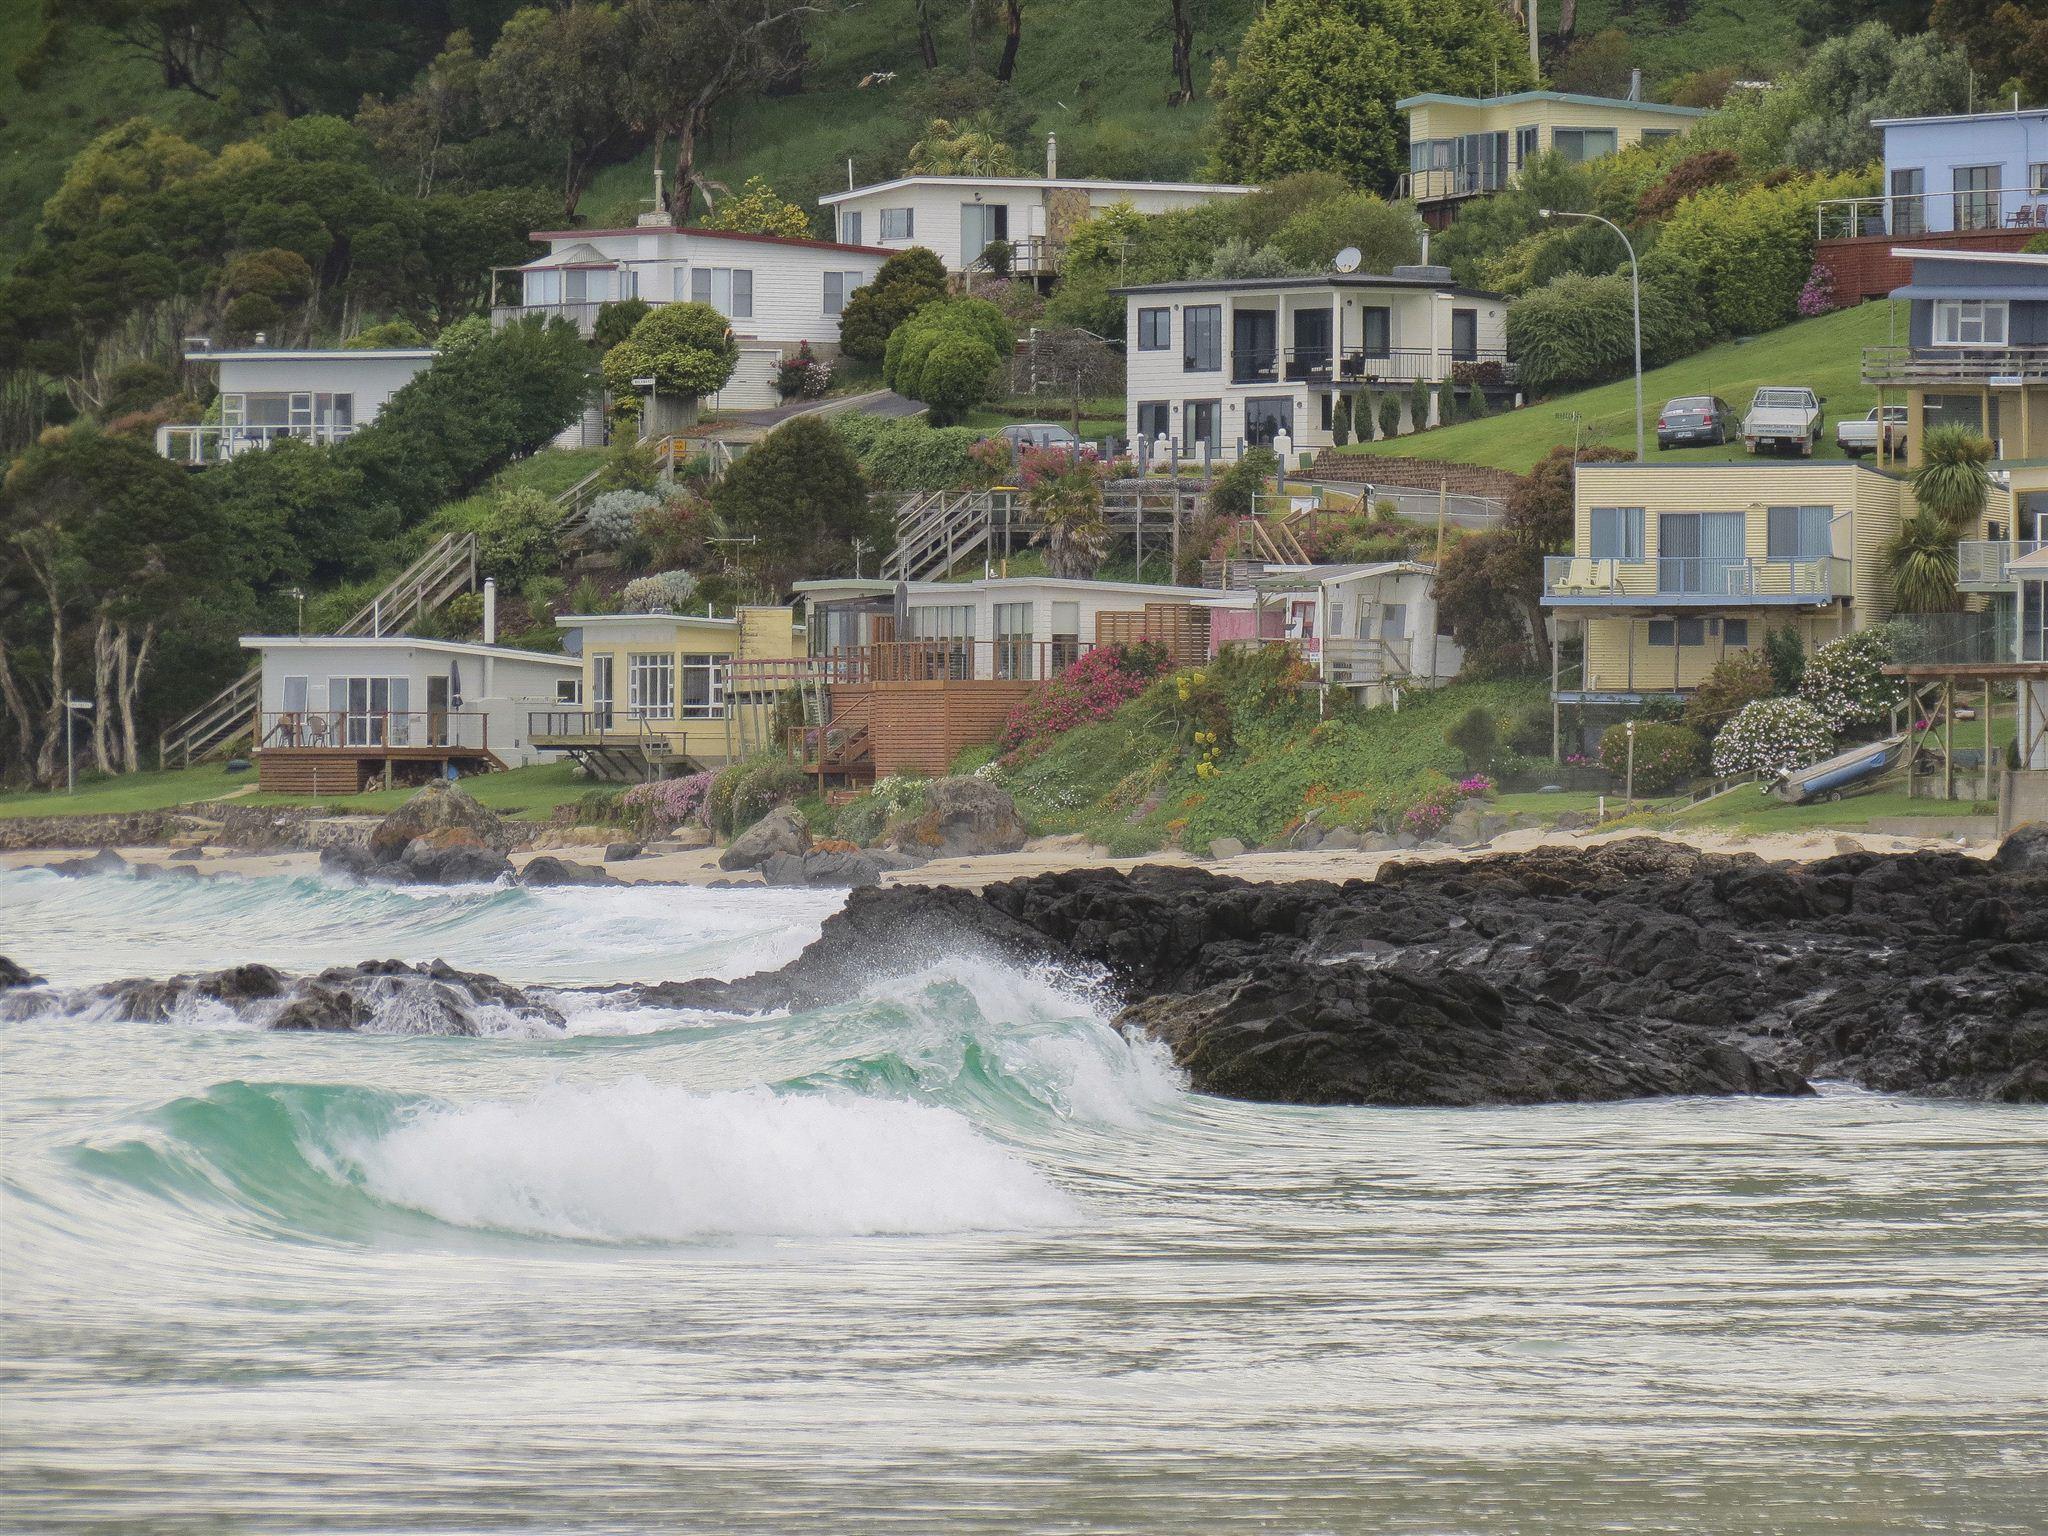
158,344,435,464
490,223,892,409
1118,268,1509,461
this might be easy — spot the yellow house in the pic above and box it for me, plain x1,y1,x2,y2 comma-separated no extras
530,606,806,779
1543,462,1910,702
1398,90,1706,218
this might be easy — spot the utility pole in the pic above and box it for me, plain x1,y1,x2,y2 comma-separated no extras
1527,0,1539,74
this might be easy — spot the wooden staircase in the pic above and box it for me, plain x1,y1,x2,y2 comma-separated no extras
883,488,1018,580
789,693,874,784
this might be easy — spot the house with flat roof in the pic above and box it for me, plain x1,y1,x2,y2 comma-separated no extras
1117,268,1509,462
1397,89,1705,224
1542,461,1909,707
239,634,580,793
1817,107,2048,300
158,344,435,466
820,138,1254,276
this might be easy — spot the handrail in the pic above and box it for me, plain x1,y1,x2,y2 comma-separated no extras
1543,553,1849,601
1817,185,2048,240
259,710,490,752
1862,343,2048,384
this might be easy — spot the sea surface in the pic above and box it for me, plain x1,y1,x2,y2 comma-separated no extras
3,864,2045,1532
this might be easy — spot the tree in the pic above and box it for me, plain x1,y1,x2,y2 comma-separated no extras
906,116,1021,175
1505,443,1633,554
1886,515,1964,612
1432,530,1540,675
601,302,740,402
712,415,884,594
1784,22,1971,173
1168,0,1198,104
883,298,1016,424
1266,192,1422,272
1909,424,1992,528
698,176,812,238
838,247,949,361
996,0,1023,83
478,4,637,219
1444,706,1499,773
1934,0,2048,103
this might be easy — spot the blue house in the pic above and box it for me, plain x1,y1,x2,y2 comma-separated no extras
1878,107,2048,235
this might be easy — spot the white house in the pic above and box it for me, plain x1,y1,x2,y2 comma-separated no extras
1235,562,1464,704
157,345,435,465
795,575,1220,679
1118,268,1510,461
238,632,581,791
820,140,1254,275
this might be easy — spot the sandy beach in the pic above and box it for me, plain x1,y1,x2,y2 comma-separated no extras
0,820,1994,888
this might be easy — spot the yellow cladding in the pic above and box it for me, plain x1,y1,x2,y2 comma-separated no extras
1899,384,2048,468
580,607,800,764
1583,611,1850,695
1405,96,1695,154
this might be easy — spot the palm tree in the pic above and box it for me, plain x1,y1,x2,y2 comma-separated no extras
1909,424,1992,530
1885,511,1962,613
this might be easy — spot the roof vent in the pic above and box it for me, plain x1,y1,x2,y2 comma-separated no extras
1391,264,1454,283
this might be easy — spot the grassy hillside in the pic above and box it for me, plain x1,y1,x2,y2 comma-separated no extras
1343,302,1901,474
1569,0,1803,83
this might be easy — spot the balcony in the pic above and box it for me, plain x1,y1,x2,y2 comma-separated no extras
1543,554,1851,607
1817,186,2048,241
1266,347,1517,388
1958,539,2046,591
156,422,356,465
1232,346,1280,385
1397,166,1515,205
1862,344,2048,387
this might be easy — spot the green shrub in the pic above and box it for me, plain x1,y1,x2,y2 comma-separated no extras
1682,649,1777,736
1409,380,1430,432
1711,696,1834,777
1502,700,1552,757
708,755,808,834
1378,390,1402,439
1331,394,1350,447
1443,705,1499,772
882,297,1015,424
1597,721,1703,792
1764,625,1806,693
476,487,564,586
839,247,948,361
1206,447,1277,518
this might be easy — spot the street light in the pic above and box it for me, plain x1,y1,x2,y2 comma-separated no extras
1624,719,1637,808
1540,209,1644,462
64,697,94,794
290,586,305,636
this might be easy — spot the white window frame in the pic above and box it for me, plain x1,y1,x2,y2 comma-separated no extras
840,210,862,245
627,652,675,720
823,270,865,315
523,268,561,306
679,654,725,719
691,267,753,320
1933,298,2009,347
880,207,914,240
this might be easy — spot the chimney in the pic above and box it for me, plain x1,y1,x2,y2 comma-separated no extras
1628,69,1642,102
482,578,497,646
1046,131,1058,179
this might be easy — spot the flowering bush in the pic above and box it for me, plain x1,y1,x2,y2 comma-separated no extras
1456,774,1495,798
1798,629,1906,732
1796,260,1837,318
582,489,659,551
1001,642,1168,750
967,434,1013,484
620,568,698,613
773,341,832,400
1399,780,1461,839
1711,696,1835,777
833,773,932,845
620,772,714,829
1596,721,1704,792
1017,443,1103,487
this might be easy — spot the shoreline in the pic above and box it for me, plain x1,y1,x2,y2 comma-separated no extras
0,820,1995,889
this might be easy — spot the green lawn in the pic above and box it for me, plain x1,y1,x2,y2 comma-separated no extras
0,761,593,824
1658,786,1993,835
1341,304,1903,474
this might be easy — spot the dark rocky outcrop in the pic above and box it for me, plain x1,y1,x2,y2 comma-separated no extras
1,955,43,989
520,855,620,887
44,848,131,878
761,849,883,888
367,782,516,860
603,842,644,862
719,805,810,871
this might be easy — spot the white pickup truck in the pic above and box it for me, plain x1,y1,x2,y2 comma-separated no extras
1835,405,1909,458
1743,387,1824,457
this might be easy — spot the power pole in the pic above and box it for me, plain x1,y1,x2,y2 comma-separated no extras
1527,0,1539,74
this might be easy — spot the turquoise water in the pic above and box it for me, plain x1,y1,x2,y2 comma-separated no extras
3,866,2045,1531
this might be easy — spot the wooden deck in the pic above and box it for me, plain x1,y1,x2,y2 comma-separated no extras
822,680,1039,778
254,746,505,795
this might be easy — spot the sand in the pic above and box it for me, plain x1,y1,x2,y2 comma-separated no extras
0,821,1993,889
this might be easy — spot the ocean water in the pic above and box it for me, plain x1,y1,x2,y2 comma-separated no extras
3,863,2045,1532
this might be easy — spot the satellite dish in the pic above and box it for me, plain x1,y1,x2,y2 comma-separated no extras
1333,246,1362,273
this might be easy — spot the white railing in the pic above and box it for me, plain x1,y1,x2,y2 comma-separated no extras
1545,555,1850,602
1957,539,2046,589
156,422,356,465
1817,185,2048,240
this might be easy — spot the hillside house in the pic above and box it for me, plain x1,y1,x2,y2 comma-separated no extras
1819,108,2048,301
1542,461,1909,706
1398,89,1705,226
240,634,579,793
820,140,1253,276
1227,563,1464,706
1118,269,1509,462
158,344,434,465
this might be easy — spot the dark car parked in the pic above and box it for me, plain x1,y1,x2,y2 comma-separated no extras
1656,395,1735,449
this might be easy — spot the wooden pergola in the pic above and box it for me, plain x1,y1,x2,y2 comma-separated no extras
1886,662,2048,799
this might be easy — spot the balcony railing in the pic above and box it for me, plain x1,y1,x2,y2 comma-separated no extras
1543,555,1851,604
1260,347,1516,388
1958,539,2046,590
157,422,356,465
491,299,616,335
806,639,1097,684
1232,346,1280,384
259,710,489,752
1862,344,2048,386
1817,185,2048,240
1397,166,1515,204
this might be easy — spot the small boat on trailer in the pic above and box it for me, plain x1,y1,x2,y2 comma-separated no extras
1767,733,1911,805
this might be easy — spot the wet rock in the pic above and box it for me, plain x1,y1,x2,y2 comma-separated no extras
883,777,1027,859
1208,837,1246,859
319,845,381,881
719,805,810,871
399,839,513,885
603,841,644,862
761,850,882,888
45,848,129,877
168,846,206,862
1320,826,1362,852
367,782,515,861
0,955,43,989
520,855,620,887
1993,823,2048,873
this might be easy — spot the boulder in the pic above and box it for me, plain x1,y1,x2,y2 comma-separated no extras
367,782,515,861
520,855,619,888
1992,822,2048,873
168,846,206,862
45,848,129,878
719,805,811,871
319,845,381,882
1358,832,1399,853
603,841,644,863
0,956,43,990
1208,837,1247,860
759,849,882,888
396,839,513,885
1320,825,1362,852
883,777,1027,859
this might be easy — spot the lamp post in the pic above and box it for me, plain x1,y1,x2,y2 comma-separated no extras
1624,719,1637,809
64,697,94,794
1540,209,1643,462
290,586,305,636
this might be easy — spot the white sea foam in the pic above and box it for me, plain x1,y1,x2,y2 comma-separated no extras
342,1078,1077,1242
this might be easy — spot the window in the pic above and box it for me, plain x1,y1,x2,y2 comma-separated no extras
2023,575,2047,662
880,207,914,240
994,601,1033,680
1183,305,1222,372
1554,127,1617,163
1137,307,1171,350
1590,507,1644,563
1360,306,1391,359
1451,308,1478,362
909,603,973,678
1379,602,1407,640
1723,619,1750,647
627,653,675,720
314,393,353,433
1890,167,1925,236
1658,511,1745,594
618,267,639,300
1923,392,1985,434
523,268,561,305
680,654,724,718
1648,619,1706,647
840,210,862,245
690,267,753,319
590,655,613,730
1953,164,2000,231
2034,163,2048,196
823,271,865,315
1329,599,1346,637
1137,401,1171,442
1186,399,1221,446
1051,601,1081,672
1933,298,2009,346
555,679,582,704
1319,394,1334,432
961,202,1009,266
1767,505,1833,562
327,675,409,746
1245,396,1293,447
1514,124,1539,170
